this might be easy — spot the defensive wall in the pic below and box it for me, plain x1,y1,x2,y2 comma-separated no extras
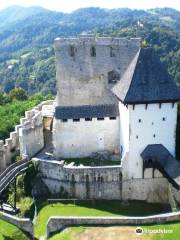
0,210,33,237
46,212,180,238
34,158,180,203
0,100,55,173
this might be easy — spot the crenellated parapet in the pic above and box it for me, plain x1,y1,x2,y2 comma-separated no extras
0,100,55,173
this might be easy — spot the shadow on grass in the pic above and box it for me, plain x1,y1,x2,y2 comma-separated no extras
36,199,171,217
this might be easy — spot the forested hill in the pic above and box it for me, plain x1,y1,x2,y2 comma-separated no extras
0,6,179,95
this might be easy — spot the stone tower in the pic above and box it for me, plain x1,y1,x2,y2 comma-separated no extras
54,36,141,107
53,36,141,159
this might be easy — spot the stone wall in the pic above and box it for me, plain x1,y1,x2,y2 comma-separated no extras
0,210,33,237
169,183,180,205
0,100,55,173
34,159,122,199
34,158,172,203
54,36,140,107
46,212,180,238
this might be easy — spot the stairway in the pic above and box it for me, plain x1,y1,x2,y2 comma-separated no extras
141,144,180,189
0,159,31,194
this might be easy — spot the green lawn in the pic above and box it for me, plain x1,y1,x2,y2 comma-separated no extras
34,200,170,238
50,223,180,240
64,157,120,166
0,219,28,240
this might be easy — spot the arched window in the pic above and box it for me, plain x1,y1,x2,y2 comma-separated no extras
69,45,76,57
110,46,116,57
108,70,120,84
90,46,96,57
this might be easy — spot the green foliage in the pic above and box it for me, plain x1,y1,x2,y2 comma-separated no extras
141,39,149,48
9,87,27,101
64,157,119,166
7,173,35,218
0,219,28,240
23,163,38,196
0,92,53,140
0,6,179,93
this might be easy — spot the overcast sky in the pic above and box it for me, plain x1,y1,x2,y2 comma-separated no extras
0,0,179,12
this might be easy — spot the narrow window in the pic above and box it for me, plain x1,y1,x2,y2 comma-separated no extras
108,70,120,84
153,134,156,138
69,45,75,57
110,116,116,120
136,135,139,139
97,117,104,121
85,118,92,121
100,176,104,182
73,118,80,122
138,119,142,123
90,46,96,57
110,46,116,57
62,119,67,122
162,117,166,121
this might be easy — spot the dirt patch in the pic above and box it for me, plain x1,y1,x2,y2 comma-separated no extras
77,226,152,240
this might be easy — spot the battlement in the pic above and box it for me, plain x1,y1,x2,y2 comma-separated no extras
54,36,141,49
0,100,55,172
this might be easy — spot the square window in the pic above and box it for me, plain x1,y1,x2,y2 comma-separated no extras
62,119,67,122
138,119,142,123
162,117,166,121
73,119,80,122
85,118,92,121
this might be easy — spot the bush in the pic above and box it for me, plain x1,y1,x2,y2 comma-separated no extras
9,87,28,101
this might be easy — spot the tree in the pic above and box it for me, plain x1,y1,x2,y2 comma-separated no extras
9,88,28,101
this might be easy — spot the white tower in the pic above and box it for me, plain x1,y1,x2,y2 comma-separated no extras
113,48,180,181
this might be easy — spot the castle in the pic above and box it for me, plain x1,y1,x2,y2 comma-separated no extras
1,36,180,203
53,36,180,182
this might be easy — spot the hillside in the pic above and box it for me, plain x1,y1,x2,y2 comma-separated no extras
0,6,179,95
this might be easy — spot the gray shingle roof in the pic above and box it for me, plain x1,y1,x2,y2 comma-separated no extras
141,144,180,189
55,104,119,119
112,48,180,104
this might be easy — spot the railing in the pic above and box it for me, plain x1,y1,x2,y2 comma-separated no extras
0,160,31,194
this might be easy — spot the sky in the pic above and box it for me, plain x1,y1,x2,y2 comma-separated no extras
0,0,179,12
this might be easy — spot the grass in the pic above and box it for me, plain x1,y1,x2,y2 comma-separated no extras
64,157,120,166
34,200,170,238
49,222,180,240
0,219,28,240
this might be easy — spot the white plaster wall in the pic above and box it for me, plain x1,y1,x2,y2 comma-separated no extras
53,117,120,158
19,113,44,158
119,102,129,159
123,103,177,179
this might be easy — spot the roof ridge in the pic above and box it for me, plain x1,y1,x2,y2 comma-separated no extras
112,49,140,102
